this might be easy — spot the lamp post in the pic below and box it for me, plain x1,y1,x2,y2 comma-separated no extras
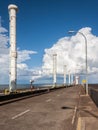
68,30,88,95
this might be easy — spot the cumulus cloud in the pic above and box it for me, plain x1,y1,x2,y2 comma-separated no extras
1,24,98,84
17,49,37,63
0,26,8,33
0,25,38,84
42,27,98,83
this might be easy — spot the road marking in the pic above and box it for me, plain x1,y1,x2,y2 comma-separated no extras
72,106,77,124
46,99,52,102
12,109,30,120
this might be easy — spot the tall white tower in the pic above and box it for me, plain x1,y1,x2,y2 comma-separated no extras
8,4,18,92
53,54,57,87
75,76,79,85
68,71,71,85
64,65,66,86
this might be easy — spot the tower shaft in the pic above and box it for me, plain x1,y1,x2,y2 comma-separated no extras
8,4,18,92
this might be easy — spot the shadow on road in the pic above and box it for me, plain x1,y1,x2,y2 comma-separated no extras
61,106,73,110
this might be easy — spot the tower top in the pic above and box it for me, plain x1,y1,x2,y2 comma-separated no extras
8,4,18,11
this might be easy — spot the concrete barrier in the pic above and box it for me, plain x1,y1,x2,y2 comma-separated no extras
0,86,67,102
89,87,98,107
0,89,48,102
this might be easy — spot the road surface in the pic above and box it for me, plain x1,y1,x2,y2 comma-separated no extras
0,86,80,130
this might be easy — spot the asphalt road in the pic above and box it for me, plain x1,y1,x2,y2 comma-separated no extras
0,86,80,130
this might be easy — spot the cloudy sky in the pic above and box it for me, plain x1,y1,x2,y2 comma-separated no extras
0,0,98,85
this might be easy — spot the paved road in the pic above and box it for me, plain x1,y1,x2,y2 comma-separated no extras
0,87,80,130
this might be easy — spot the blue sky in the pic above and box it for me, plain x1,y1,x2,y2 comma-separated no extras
0,0,98,67
0,0,98,84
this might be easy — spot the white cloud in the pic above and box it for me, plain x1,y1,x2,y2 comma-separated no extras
1,24,98,84
0,26,38,84
42,27,98,83
17,49,37,63
0,26,8,33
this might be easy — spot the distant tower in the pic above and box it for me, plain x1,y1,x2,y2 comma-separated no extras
64,65,66,86
53,54,57,87
8,4,18,92
75,76,79,85
68,71,71,85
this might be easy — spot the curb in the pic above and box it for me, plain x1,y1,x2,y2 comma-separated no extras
77,117,85,130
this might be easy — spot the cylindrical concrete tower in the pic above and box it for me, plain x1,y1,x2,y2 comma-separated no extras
68,72,71,85
53,54,57,87
64,65,66,85
8,4,18,92
75,76,79,85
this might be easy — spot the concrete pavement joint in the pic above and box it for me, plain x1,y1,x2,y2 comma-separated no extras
72,106,77,124
46,99,52,102
12,109,30,120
